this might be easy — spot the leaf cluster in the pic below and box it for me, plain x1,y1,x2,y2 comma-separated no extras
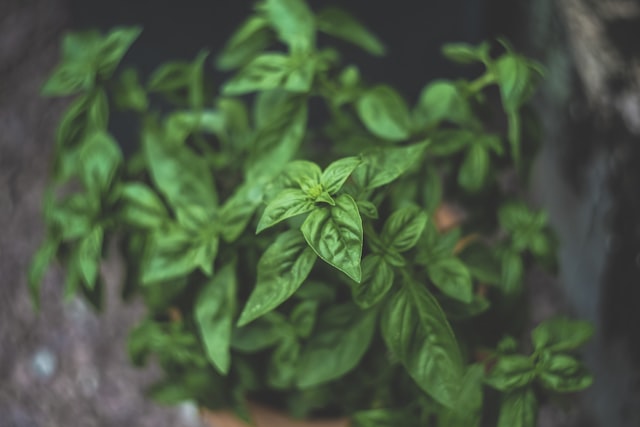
30,1,589,425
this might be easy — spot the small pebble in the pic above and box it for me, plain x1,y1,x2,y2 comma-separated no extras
30,348,57,380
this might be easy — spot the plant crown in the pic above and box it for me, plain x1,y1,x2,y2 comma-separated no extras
31,1,593,426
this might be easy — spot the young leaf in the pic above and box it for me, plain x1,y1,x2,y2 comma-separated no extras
381,205,429,252
118,182,169,229
280,160,322,191
256,188,314,233
414,80,473,128
222,53,292,95
458,144,489,192
78,226,103,290
537,353,593,392
501,250,523,294
28,237,59,309
351,254,394,309
239,230,317,325
260,0,315,52
497,388,537,427
195,262,237,374
114,68,148,112
296,304,377,387
316,7,386,56
354,143,427,190
485,355,536,392
80,131,122,194
531,317,594,353
41,61,95,97
427,257,473,303
301,194,363,282
48,193,97,241
320,156,360,194
142,226,218,285
217,16,272,70
96,26,142,78
493,53,541,112
441,41,489,64
356,86,412,141
381,280,464,408
143,124,217,213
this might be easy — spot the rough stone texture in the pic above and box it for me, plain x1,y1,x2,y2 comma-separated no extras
0,2,207,426
526,1,640,426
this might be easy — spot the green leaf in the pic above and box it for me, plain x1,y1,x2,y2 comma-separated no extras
428,129,474,157
356,85,412,141
195,262,237,374
147,51,208,108
118,182,169,229
354,143,427,190
268,337,301,389
60,30,101,62
41,61,95,97
143,123,217,213
439,364,484,427
256,188,314,233
351,409,412,427
381,205,429,252
247,92,308,180
78,226,103,290
238,230,317,326
485,355,536,392
294,280,336,303
281,160,322,192
381,280,464,407
537,353,593,392
114,68,148,112
232,313,288,352
301,194,363,282
414,80,474,128
497,388,537,427
217,16,273,70
320,156,360,194
142,225,218,285
501,250,523,294
28,237,59,309
357,200,378,219
164,110,225,144
531,317,594,353
218,184,263,242
222,53,291,95
80,131,122,194
296,304,376,387
260,0,315,52
494,53,541,111
96,26,142,78
289,300,318,338
427,257,473,303
441,41,489,64
458,144,489,192
316,7,386,56
48,193,97,241
351,254,394,309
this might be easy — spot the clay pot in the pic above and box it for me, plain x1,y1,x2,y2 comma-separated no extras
201,403,349,427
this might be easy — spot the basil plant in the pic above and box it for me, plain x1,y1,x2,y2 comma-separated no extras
30,0,593,426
